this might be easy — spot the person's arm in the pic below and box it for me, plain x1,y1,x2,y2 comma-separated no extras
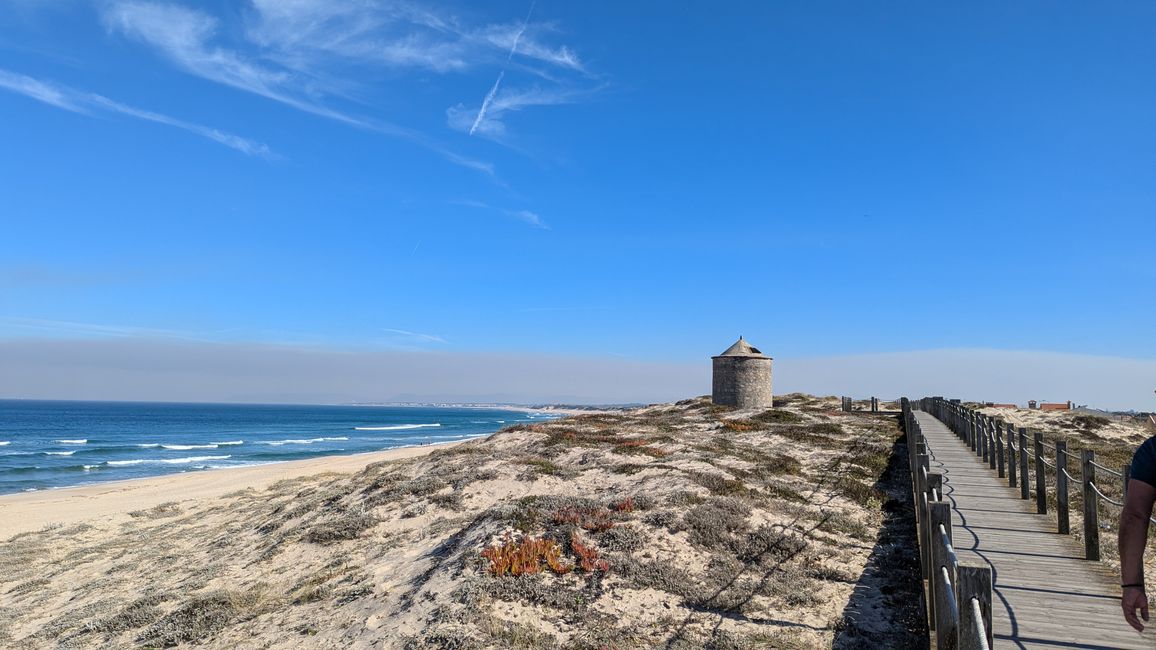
1120,478,1156,631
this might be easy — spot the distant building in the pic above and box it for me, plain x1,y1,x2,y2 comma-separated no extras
1028,400,1073,411
711,336,773,408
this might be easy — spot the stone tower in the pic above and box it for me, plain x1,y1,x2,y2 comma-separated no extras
711,336,773,408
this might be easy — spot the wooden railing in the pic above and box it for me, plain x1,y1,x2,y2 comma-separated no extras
839,396,883,413
920,396,1144,562
902,397,994,649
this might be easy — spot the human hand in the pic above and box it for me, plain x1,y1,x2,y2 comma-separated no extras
1123,586,1149,632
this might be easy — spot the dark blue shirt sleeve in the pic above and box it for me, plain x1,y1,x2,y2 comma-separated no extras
1130,437,1156,488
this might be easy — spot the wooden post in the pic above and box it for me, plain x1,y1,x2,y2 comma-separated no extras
930,500,953,640
1082,449,1100,560
1034,431,1047,514
980,415,988,462
1056,440,1069,534
958,563,993,649
917,454,930,580
995,420,1005,478
925,472,943,629
1008,424,1017,488
1019,428,1030,501
969,412,978,453
988,420,997,471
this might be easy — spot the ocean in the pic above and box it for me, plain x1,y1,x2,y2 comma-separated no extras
0,400,550,495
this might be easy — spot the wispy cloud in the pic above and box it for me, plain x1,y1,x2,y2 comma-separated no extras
453,199,548,229
0,68,272,156
241,0,579,75
382,328,447,344
102,0,493,174
0,317,214,341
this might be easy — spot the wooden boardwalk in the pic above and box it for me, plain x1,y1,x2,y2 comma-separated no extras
914,410,1153,649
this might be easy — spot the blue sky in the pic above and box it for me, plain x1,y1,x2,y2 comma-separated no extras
2,2,1156,404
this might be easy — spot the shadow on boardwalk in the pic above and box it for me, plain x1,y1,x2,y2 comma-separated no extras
833,428,927,649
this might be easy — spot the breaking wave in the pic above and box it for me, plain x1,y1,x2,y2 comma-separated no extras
353,424,441,431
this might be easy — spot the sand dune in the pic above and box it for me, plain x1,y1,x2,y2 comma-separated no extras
0,395,923,648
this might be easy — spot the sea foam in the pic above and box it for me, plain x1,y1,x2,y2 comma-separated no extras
161,444,218,450
261,437,348,446
107,455,231,466
354,424,441,431
0,441,9,446
212,440,244,446
56,439,87,444
45,451,75,456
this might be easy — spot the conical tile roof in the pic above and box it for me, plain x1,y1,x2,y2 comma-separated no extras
714,336,769,358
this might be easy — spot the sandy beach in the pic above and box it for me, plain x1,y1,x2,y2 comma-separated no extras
0,442,457,539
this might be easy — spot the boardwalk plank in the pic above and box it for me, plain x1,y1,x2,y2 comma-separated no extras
914,411,1153,649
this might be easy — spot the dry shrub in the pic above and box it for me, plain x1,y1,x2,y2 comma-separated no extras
481,534,571,576
756,454,803,477
429,492,464,510
128,502,182,519
818,511,871,541
835,477,884,508
666,490,706,507
304,510,377,545
753,409,804,424
86,594,170,633
599,525,644,552
687,470,749,497
1074,415,1111,431
516,456,567,477
136,590,252,647
684,498,751,549
807,422,844,436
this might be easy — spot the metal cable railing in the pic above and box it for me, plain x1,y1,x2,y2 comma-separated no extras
941,565,960,620
1090,461,1124,478
1089,481,1125,507
970,598,991,650
918,396,1141,564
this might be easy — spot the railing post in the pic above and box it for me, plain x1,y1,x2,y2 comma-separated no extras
925,472,943,629
1019,428,1030,501
1056,440,1069,534
1082,449,1100,560
930,500,954,642
1007,424,1017,488
988,420,997,470
980,415,988,462
969,412,978,453
1034,431,1047,514
917,453,930,580
995,420,1005,478
958,563,993,649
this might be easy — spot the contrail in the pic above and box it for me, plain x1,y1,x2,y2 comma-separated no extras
469,70,504,135
507,0,536,62
469,1,535,136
